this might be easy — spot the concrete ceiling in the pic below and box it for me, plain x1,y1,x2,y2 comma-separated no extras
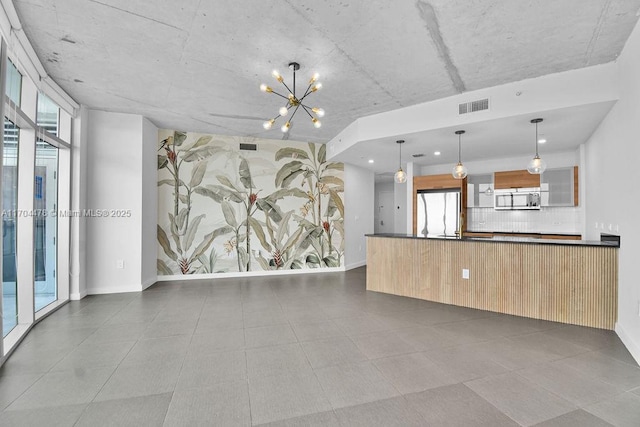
12,0,640,146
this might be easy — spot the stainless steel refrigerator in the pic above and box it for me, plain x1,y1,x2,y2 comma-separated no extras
416,189,461,237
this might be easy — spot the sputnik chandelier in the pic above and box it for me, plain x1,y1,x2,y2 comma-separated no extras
260,62,324,133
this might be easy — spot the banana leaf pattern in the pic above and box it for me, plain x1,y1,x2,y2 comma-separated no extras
157,130,344,275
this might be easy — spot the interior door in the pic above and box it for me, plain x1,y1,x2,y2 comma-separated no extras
375,191,394,234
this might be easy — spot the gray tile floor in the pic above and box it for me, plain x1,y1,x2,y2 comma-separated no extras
1,267,640,426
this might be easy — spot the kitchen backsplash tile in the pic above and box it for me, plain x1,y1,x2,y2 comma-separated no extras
467,207,583,234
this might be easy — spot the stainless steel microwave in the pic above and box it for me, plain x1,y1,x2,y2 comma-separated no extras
494,188,541,210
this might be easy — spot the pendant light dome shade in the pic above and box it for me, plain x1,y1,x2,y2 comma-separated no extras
452,130,467,179
527,118,547,174
394,140,407,184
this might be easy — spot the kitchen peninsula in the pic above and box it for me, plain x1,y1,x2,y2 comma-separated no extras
366,234,618,330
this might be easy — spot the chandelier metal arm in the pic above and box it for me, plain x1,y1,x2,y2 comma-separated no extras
278,80,295,98
268,89,291,101
299,83,314,100
300,104,314,118
289,103,302,122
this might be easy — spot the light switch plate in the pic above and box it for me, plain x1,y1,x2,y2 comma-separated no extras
462,269,470,279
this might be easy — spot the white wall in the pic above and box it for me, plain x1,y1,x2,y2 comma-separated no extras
70,105,88,300
394,180,407,232
141,118,158,288
344,164,374,269
86,110,148,294
584,21,640,363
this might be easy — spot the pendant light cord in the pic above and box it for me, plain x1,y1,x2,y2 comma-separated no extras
398,142,402,170
535,121,539,157
292,66,296,98
458,133,462,163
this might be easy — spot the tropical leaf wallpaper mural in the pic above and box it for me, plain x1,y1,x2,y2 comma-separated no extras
157,130,345,275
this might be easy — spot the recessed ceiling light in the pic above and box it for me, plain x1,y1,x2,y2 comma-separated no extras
538,138,546,144
368,159,374,163
434,151,441,156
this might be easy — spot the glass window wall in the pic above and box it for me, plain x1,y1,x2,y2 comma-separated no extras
34,140,58,311
2,120,19,336
5,60,21,106
36,93,59,136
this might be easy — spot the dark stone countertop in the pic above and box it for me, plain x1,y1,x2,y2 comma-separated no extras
366,233,619,248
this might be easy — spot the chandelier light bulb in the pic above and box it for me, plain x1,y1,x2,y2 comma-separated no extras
312,107,325,117
260,84,272,93
311,83,322,92
279,106,289,116
312,118,322,128
263,119,275,130
309,73,320,84
281,122,291,133
271,70,283,82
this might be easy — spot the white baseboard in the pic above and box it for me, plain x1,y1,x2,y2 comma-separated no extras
615,322,640,365
87,284,143,295
345,260,366,270
156,266,345,282
70,290,88,300
141,277,157,290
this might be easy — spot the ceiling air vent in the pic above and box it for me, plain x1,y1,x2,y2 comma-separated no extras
459,98,489,115
239,143,257,151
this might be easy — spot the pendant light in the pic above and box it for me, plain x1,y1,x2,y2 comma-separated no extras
394,140,407,184
452,130,467,179
527,118,546,174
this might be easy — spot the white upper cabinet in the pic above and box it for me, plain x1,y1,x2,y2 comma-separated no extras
541,167,577,207
467,174,494,208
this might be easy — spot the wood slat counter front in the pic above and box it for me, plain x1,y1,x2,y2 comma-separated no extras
366,234,618,330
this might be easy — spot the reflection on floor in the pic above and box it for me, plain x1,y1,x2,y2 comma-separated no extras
0,267,639,426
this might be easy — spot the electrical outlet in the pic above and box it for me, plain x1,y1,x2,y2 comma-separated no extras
462,269,469,279
116,260,124,269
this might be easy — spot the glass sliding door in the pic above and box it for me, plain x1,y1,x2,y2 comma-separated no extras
34,140,58,311
2,121,19,336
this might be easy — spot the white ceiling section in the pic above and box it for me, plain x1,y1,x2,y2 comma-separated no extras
11,0,640,150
